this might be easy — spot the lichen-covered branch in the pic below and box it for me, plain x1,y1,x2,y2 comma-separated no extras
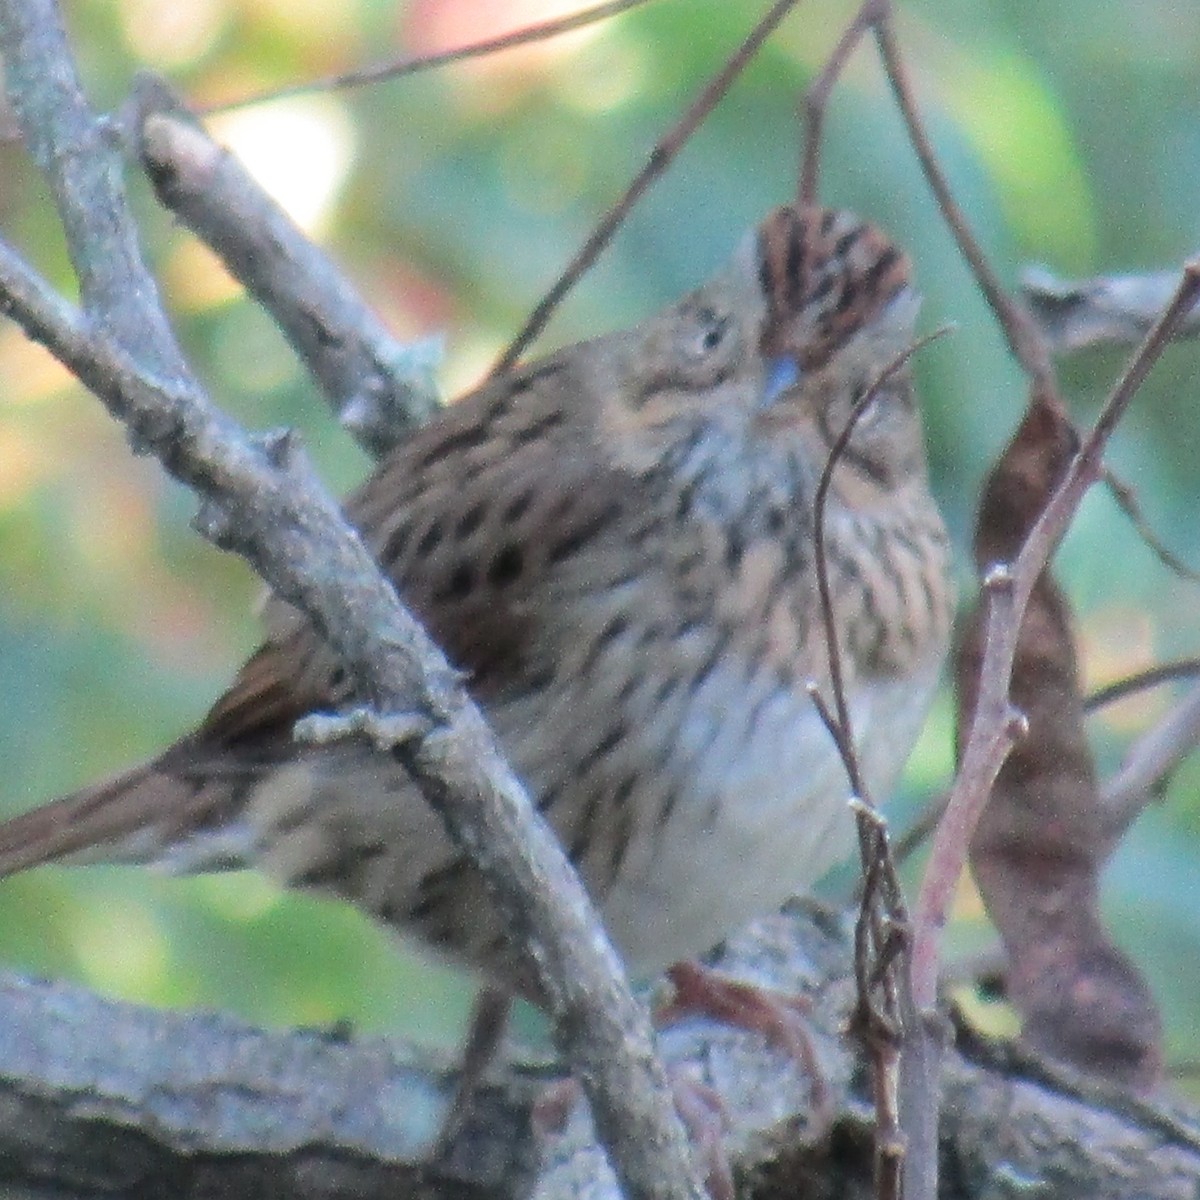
3,910,1199,1200
130,75,441,459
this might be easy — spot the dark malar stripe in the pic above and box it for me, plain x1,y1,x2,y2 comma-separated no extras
545,499,623,564
784,212,806,304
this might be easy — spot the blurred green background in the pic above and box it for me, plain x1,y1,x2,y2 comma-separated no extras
1,0,1198,1080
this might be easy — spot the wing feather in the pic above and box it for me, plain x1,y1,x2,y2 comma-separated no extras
200,352,639,747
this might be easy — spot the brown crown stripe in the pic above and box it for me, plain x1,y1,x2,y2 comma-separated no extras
756,205,911,369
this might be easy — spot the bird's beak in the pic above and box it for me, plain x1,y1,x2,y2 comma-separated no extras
760,355,800,408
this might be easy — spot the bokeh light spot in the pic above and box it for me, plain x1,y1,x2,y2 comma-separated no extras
163,239,245,313
74,898,170,996
118,0,226,68
0,424,50,509
209,97,357,235
943,54,1096,267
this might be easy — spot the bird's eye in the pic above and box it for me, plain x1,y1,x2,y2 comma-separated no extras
654,303,741,393
693,309,729,356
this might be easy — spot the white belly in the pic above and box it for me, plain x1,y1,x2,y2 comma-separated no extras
597,651,944,975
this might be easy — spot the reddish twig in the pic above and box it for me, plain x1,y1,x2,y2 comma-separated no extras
902,259,1198,1199
959,375,1163,1091
912,260,1200,1010
493,0,805,373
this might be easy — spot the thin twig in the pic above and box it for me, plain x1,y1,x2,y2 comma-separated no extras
1023,265,1200,564
810,326,950,793
202,0,663,114
902,259,1199,1200
871,3,1055,392
1102,467,1200,582
886,790,947,871
1086,658,1200,712
798,0,885,204
494,0,804,373
1101,680,1200,838
854,11,1066,1196
808,327,946,1200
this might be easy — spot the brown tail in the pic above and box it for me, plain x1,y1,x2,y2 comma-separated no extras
0,761,211,877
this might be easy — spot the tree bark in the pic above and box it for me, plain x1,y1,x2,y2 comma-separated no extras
2,905,1197,1200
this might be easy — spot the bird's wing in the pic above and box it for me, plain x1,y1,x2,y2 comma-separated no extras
200,352,638,744
0,354,641,877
